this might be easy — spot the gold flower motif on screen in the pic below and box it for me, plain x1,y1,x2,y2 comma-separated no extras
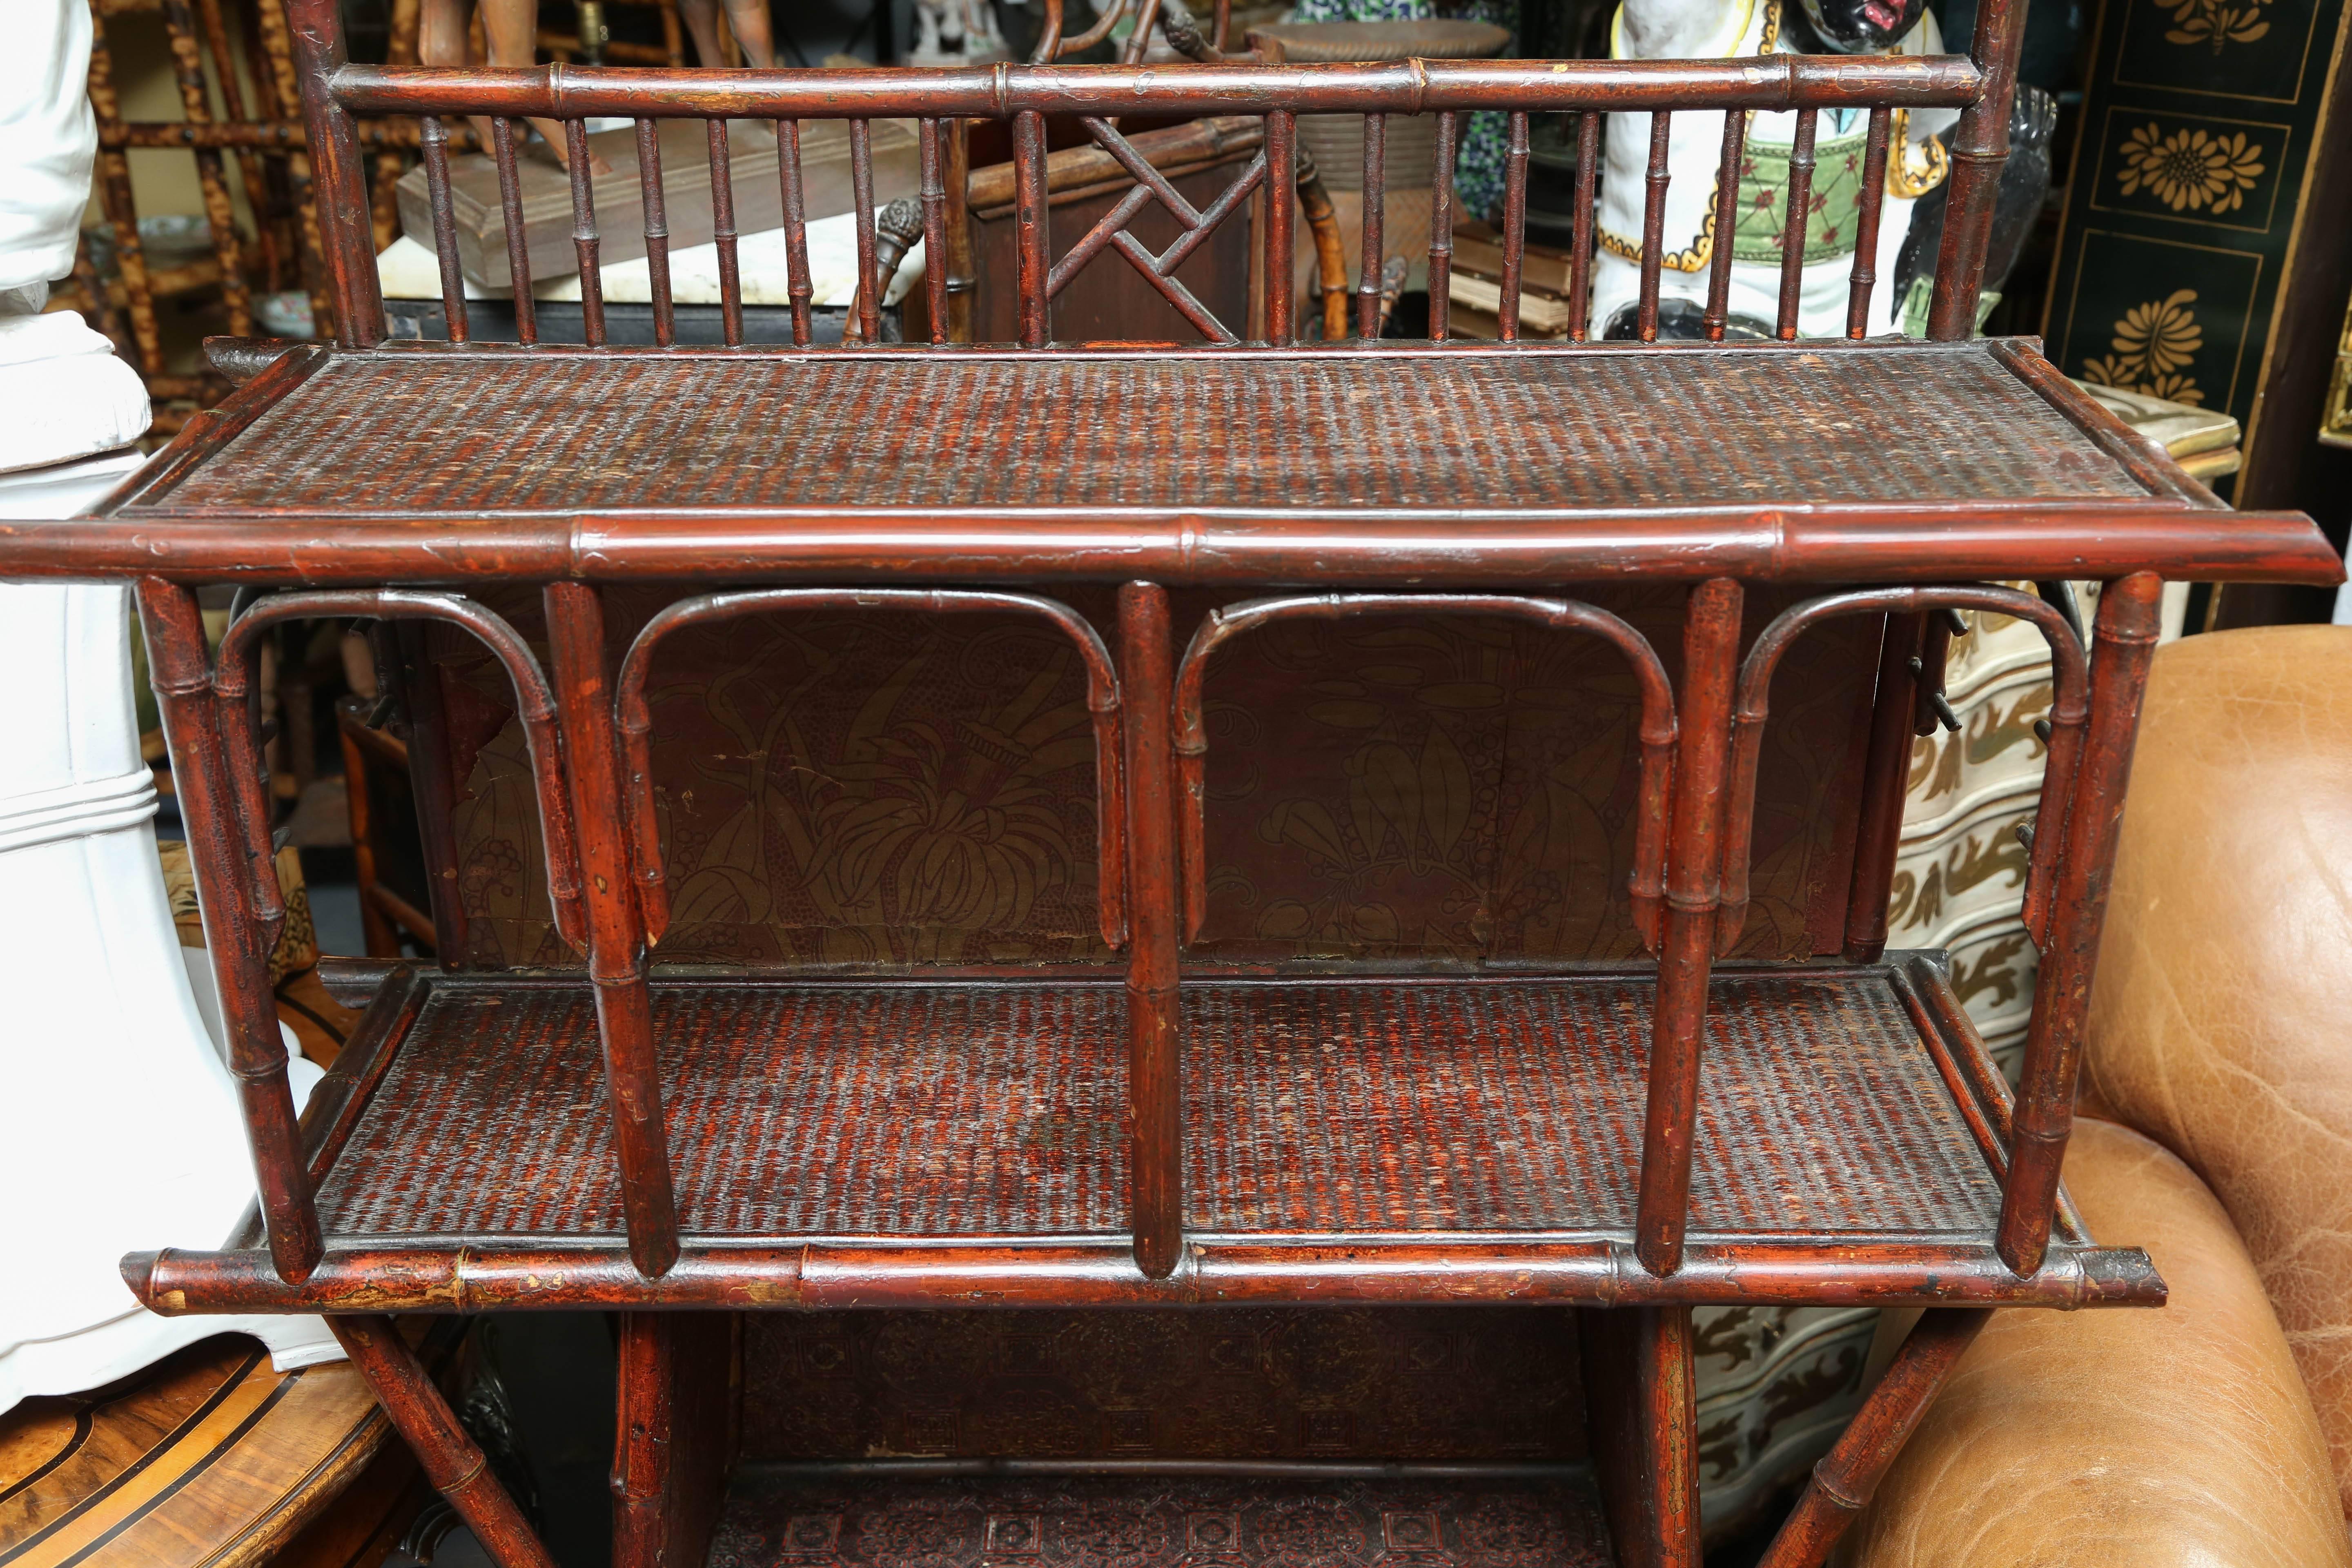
2161,0,2271,50
2082,288,2206,407
2116,122,2265,213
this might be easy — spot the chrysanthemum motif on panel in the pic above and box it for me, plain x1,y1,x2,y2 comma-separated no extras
2159,0,2271,50
2082,288,2207,405
2116,122,2267,212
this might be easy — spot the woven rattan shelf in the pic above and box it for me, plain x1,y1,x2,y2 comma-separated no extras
128,958,2156,1313
13,0,2344,1562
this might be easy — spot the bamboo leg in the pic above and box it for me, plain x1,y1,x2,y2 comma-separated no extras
1635,578,1743,1276
1583,1306,1699,1568
545,582,682,1278
1120,582,1183,1280
1998,572,2164,1272
1842,612,1924,963
136,579,321,1281
1753,1307,1992,1568
330,1316,558,1568
612,1313,731,1568
612,1314,672,1568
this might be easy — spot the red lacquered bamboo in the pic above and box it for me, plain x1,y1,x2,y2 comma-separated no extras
543,581,681,1278
613,588,1127,949
1120,582,1183,1280
214,589,588,953
707,119,742,346
1357,112,1385,341
418,115,468,343
1925,0,2023,337
1568,110,1598,341
1014,109,1051,347
1754,1307,1991,1567
635,119,675,347
489,117,537,343
776,118,813,346
1637,111,1673,341
1264,109,1296,345
1635,578,1743,1276
1716,585,2085,953
127,1232,2165,1314
1702,108,1745,342
1846,107,1891,338
566,118,606,348
850,118,879,345
1172,594,1676,949
1843,612,1924,962
612,1313,670,1568
283,0,381,345
329,58,1983,122
1427,110,1455,341
1584,1305,1699,1568
920,117,948,343
329,1316,558,1568
135,579,321,1283
1497,110,1529,342
1999,572,2164,1274
1774,108,1816,340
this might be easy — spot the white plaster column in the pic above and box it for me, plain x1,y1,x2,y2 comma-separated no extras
0,0,341,1415
0,457,343,1413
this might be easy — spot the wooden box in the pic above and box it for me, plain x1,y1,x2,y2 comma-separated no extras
395,117,922,289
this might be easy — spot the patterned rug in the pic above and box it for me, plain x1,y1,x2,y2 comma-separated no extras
708,1474,1615,1568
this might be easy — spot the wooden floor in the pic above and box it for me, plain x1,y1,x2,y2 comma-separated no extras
0,1336,393,1568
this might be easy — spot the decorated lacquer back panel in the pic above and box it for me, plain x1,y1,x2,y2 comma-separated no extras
740,1307,1586,1463
413,586,1876,969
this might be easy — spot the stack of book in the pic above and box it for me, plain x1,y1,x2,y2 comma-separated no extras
1443,219,1579,339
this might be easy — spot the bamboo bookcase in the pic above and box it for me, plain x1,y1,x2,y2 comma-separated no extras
4,0,2340,1561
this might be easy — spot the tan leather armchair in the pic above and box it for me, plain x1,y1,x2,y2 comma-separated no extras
1845,625,2352,1566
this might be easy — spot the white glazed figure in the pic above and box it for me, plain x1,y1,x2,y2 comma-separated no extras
0,0,339,1417
908,0,1012,66
1590,0,1958,339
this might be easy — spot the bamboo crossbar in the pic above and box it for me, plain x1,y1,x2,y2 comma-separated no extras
325,56,1984,120
125,1236,2164,1314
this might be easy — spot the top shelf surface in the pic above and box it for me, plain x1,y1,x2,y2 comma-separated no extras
144,341,2154,517
39,336,2336,589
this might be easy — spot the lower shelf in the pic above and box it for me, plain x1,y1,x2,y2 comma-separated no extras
126,955,2165,1313
706,1471,1616,1568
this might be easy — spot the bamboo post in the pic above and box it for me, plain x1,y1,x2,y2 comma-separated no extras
1843,612,1925,962
135,579,321,1282
1998,573,2164,1272
612,1313,671,1568
1584,1306,1700,1568
543,582,682,1278
1636,579,1743,1275
283,0,385,345
1924,0,2024,338
1120,581,1183,1281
